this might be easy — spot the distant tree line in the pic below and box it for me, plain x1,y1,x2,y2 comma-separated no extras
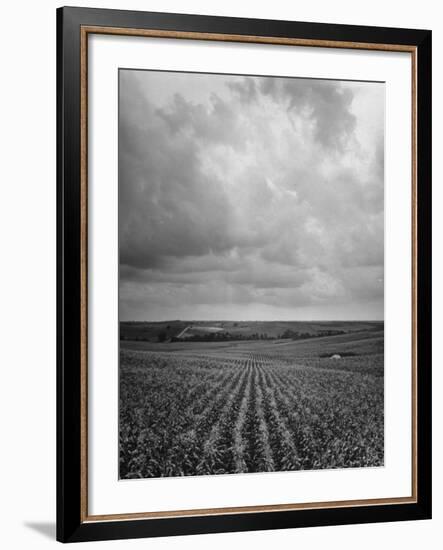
171,332,276,342
120,327,171,342
120,334,157,342
279,329,346,340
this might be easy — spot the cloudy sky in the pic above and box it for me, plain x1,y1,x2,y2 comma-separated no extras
119,69,384,321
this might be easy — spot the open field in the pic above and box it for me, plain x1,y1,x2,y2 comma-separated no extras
119,322,384,479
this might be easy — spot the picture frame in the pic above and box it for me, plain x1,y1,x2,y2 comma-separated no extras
57,6,432,543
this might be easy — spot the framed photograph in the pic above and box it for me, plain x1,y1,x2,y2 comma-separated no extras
57,6,432,543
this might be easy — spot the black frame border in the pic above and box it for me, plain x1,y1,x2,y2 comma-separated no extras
57,6,432,543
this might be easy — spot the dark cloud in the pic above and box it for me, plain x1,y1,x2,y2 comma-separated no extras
258,77,357,151
156,92,246,149
119,77,238,269
227,77,258,104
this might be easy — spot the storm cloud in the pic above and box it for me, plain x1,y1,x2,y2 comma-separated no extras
119,70,384,321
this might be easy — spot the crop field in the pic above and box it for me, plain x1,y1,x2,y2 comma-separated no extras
119,326,384,479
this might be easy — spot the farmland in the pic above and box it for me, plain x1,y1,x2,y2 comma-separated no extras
119,322,384,479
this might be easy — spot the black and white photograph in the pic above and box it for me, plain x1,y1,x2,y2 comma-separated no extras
118,68,385,479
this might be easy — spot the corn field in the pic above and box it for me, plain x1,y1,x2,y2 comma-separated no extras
119,345,383,479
